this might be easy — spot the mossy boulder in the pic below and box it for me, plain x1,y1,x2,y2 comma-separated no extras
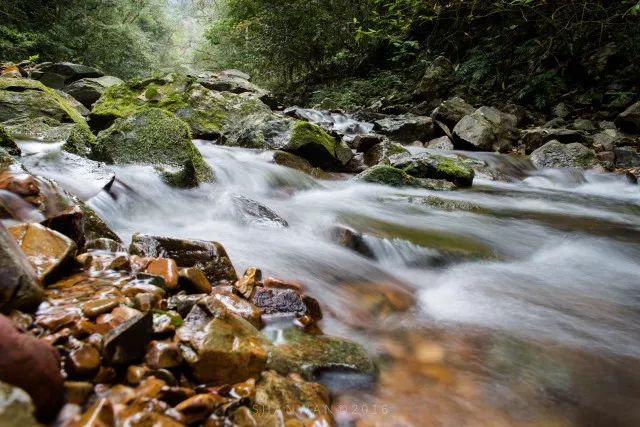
89,73,272,138
2,117,95,156
363,141,409,166
265,327,377,380
0,124,19,155
354,164,456,190
390,152,475,187
272,150,329,178
284,121,353,170
93,108,213,187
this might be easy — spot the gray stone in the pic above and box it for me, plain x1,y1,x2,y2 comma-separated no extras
453,107,518,152
431,97,474,129
614,146,640,168
615,101,640,133
64,76,124,108
530,141,597,169
373,114,434,143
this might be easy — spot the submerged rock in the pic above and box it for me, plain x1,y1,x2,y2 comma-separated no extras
266,327,376,380
0,223,43,312
92,108,214,187
453,106,518,152
530,140,597,169
232,195,288,228
129,234,237,283
390,152,475,187
355,165,456,191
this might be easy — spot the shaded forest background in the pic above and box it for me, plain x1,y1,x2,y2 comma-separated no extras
1,0,639,112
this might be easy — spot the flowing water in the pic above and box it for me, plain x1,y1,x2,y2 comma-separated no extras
15,129,640,425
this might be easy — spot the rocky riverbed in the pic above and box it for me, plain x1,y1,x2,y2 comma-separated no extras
0,61,640,426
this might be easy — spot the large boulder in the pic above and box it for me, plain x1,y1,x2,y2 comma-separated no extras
0,223,43,312
390,152,475,187
92,108,214,187
615,101,640,133
363,140,409,166
354,165,456,191
530,140,597,169
453,106,518,152
30,62,103,90
614,146,640,168
129,233,237,283
0,315,64,421
373,114,434,143
89,73,271,138
414,56,454,99
177,303,267,385
284,121,352,169
0,78,95,155
64,76,124,108
431,97,475,130
520,127,587,153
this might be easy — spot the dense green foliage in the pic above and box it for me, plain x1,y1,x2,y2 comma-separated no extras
202,0,640,110
0,0,184,78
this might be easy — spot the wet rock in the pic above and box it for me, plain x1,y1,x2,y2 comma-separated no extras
426,136,454,150
177,304,267,385
30,62,103,89
102,311,153,365
530,140,597,169
390,152,475,187
63,381,93,405
338,281,415,327
167,294,207,318
0,381,39,427
352,133,385,152
130,234,238,284
615,101,640,133
0,147,13,170
271,150,328,178
2,116,95,156
82,298,120,318
178,267,212,294
0,315,64,421
266,327,376,380
85,238,126,253
8,223,77,284
0,124,19,155
152,310,183,335
70,397,114,427
41,205,86,248
65,344,101,379
520,127,588,153
0,223,43,312
284,121,353,170
232,195,288,228
175,393,225,425
64,76,123,108
431,97,475,130
252,287,306,317
234,267,260,299
373,114,434,143
363,141,409,166
331,225,375,259
145,258,179,290
145,341,183,369
355,164,457,191
92,108,214,188
206,292,262,328
254,371,332,425
453,106,518,152
614,146,640,168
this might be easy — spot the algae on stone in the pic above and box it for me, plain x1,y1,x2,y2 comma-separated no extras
391,152,475,187
285,121,353,169
0,124,19,155
92,108,214,187
355,164,456,191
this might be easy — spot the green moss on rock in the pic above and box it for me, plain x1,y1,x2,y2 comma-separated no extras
93,108,214,187
90,73,271,138
355,164,456,190
0,124,20,155
0,147,13,170
284,121,353,170
391,153,474,187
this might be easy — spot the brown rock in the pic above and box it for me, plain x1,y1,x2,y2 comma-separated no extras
65,345,101,379
175,394,226,425
0,315,64,421
178,267,212,294
145,341,183,369
63,381,93,405
102,311,153,365
82,298,120,318
8,223,77,283
262,277,303,292
41,205,85,248
70,398,114,427
0,222,43,312
207,292,262,328
234,267,260,299
145,258,179,290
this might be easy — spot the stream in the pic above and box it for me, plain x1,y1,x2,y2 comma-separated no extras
15,117,640,426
